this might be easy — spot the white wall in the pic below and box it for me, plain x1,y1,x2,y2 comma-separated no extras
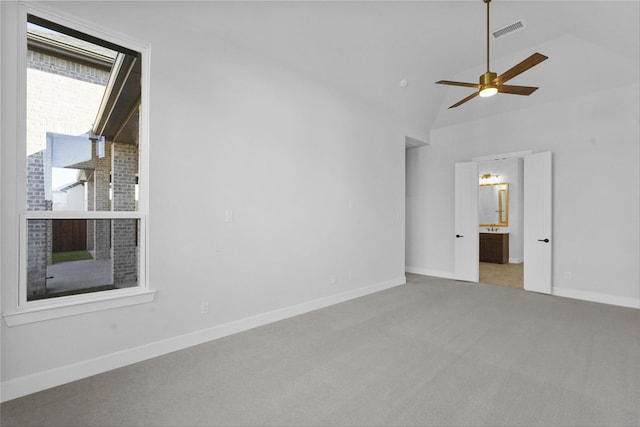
1,2,406,398
406,82,640,307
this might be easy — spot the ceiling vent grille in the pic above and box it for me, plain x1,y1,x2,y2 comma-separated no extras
492,20,525,40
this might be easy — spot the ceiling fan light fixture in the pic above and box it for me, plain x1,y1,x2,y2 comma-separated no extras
478,71,498,97
479,86,498,97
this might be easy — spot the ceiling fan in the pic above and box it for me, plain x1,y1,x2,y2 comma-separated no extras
436,0,548,109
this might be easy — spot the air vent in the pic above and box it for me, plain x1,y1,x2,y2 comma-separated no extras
492,20,525,40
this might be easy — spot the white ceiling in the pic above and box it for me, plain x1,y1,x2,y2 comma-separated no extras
166,1,639,136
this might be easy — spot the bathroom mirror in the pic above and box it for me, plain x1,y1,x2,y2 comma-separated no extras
479,183,508,226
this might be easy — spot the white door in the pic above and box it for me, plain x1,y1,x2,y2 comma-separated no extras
524,152,552,293
454,162,479,282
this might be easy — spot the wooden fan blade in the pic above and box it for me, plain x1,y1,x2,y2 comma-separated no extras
498,85,539,96
436,80,481,89
494,52,548,85
448,91,479,109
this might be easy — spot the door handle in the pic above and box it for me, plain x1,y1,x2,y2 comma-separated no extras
456,234,464,238
537,238,550,243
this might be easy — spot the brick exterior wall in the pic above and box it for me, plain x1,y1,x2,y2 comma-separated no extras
111,143,137,211
27,151,47,211
27,220,48,297
27,50,110,86
26,59,108,157
93,144,112,260
111,143,138,285
26,151,48,296
112,219,138,285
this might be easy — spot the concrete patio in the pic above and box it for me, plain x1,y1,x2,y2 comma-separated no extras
45,258,136,293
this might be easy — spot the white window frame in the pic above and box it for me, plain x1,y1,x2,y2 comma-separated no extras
3,4,154,327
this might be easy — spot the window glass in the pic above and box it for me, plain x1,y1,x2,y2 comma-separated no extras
27,218,140,301
23,13,144,302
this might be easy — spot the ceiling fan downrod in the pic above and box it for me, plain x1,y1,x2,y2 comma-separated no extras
485,0,491,73
479,0,497,96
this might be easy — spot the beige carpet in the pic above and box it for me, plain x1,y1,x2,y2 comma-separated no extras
479,262,523,289
2,273,639,426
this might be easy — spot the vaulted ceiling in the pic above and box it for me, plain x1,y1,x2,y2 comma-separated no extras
163,1,639,136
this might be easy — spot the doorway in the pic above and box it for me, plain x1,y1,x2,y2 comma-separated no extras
455,151,552,293
477,156,523,289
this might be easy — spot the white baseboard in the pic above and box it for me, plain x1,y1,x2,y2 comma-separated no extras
405,266,455,280
553,287,640,309
509,257,523,264
1,276,406,403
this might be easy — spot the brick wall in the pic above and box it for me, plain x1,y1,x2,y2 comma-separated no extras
26,151,48,296
26,64,107,157
93,143,112,260
27,220,48,297
27,151,47,211
111,143,138,285
111,143,137,211
27,50,110,86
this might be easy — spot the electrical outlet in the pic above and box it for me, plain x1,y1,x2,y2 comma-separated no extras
564,272,572,281
330,275,336,284
200,301,210,315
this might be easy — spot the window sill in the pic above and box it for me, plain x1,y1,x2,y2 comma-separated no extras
3,288,156,326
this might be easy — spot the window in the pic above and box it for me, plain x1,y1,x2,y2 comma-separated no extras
4,7,153,325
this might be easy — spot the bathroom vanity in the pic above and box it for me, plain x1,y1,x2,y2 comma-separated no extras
479,232,509,264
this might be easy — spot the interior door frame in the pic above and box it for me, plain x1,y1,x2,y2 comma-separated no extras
470,150,552,292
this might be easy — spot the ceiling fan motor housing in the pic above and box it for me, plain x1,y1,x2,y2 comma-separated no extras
480,71,498,87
